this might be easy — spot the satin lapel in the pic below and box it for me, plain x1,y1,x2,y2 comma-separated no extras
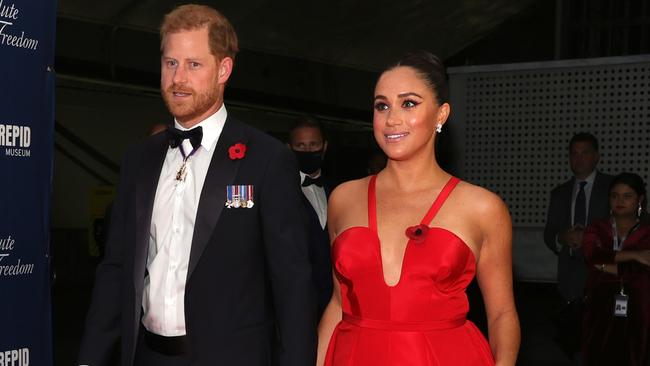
187,117,247,280
133,136,168,292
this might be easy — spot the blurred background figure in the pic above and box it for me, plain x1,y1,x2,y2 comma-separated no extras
582,172,650,366
543,132,613,362
287,116,333,317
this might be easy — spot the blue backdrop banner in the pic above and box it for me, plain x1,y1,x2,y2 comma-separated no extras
0,0,57,365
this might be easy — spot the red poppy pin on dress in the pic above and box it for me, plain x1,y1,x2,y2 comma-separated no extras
405,224,430,243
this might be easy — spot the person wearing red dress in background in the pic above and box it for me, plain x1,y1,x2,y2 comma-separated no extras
582,172,650,366
316,50,520,366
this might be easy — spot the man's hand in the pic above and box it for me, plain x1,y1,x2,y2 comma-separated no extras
559,225,585,249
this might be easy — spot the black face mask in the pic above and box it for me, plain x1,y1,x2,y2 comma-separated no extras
293,149,324,175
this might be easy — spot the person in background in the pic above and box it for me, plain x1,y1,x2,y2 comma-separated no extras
317,50,519,366
582,172,650,366
287,116,333,317
78,5,316,366
543,132,613,361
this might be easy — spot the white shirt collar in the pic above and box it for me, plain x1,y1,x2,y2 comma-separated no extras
299,170,322,183
576,170,597,186
173,105,227,152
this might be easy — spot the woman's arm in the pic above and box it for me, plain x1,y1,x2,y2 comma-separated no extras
594,250,650,276
315,183,351,365
316,275,342,365
614,249,650,278
475,192,520,366
615,250,650,265
584,222,650,276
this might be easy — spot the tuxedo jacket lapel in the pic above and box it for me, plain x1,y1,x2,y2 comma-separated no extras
133,135,168,294
562,178,575,227
187,117,247,280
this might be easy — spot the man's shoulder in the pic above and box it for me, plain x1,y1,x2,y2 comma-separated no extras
550,178,574,196
227,117,285,155
595,171,614,183
121,131,167,162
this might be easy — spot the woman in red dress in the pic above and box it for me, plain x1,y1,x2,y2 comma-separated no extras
317,51,520,366
582,172,650,366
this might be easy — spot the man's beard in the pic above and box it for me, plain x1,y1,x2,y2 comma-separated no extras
162,83,220,124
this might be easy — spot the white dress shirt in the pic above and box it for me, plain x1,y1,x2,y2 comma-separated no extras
555,170,598,251
300,171,327,229
142,106,227,336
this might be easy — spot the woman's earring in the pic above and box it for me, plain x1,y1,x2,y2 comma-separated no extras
436,123,442,133
638,202,643,217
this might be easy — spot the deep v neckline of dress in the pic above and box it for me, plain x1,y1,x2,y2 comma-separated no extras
368,175,461,287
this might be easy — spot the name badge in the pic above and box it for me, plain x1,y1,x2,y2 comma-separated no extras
614,294,628,317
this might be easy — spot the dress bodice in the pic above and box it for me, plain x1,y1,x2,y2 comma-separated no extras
332,175,476,324
325,175,494,366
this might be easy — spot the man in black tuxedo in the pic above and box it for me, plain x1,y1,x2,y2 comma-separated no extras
287,117,333,318
78,5,316,366
544,132,612,360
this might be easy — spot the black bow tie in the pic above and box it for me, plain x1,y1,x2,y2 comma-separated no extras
166,126,203,150
302,175,323,187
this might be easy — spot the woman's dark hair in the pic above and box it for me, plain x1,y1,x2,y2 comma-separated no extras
609,172,647,212
385,50,448,105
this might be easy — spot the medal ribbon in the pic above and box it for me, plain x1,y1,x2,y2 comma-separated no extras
179,144,200,161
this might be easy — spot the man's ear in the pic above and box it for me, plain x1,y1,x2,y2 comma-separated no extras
217,57,234,84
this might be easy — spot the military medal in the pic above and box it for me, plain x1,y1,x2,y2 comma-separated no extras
176,161,188,182
175,144,200,182
226,185,234,208
226,184,254,208
244,185,254,208
234,185,242,208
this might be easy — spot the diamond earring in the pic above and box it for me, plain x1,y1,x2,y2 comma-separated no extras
436,123,442,133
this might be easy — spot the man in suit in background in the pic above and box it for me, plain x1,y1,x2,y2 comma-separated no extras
287,117,333,317
544,132,613,362
78,5,316,366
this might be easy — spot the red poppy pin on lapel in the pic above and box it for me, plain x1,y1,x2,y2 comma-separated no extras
228,142,247,160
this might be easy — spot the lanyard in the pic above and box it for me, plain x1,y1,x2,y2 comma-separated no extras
611,219,640,251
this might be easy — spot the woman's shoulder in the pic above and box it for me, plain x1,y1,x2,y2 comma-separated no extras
632,219,650,235
328,176,372,235
329,176,371,206
453,179,508,216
